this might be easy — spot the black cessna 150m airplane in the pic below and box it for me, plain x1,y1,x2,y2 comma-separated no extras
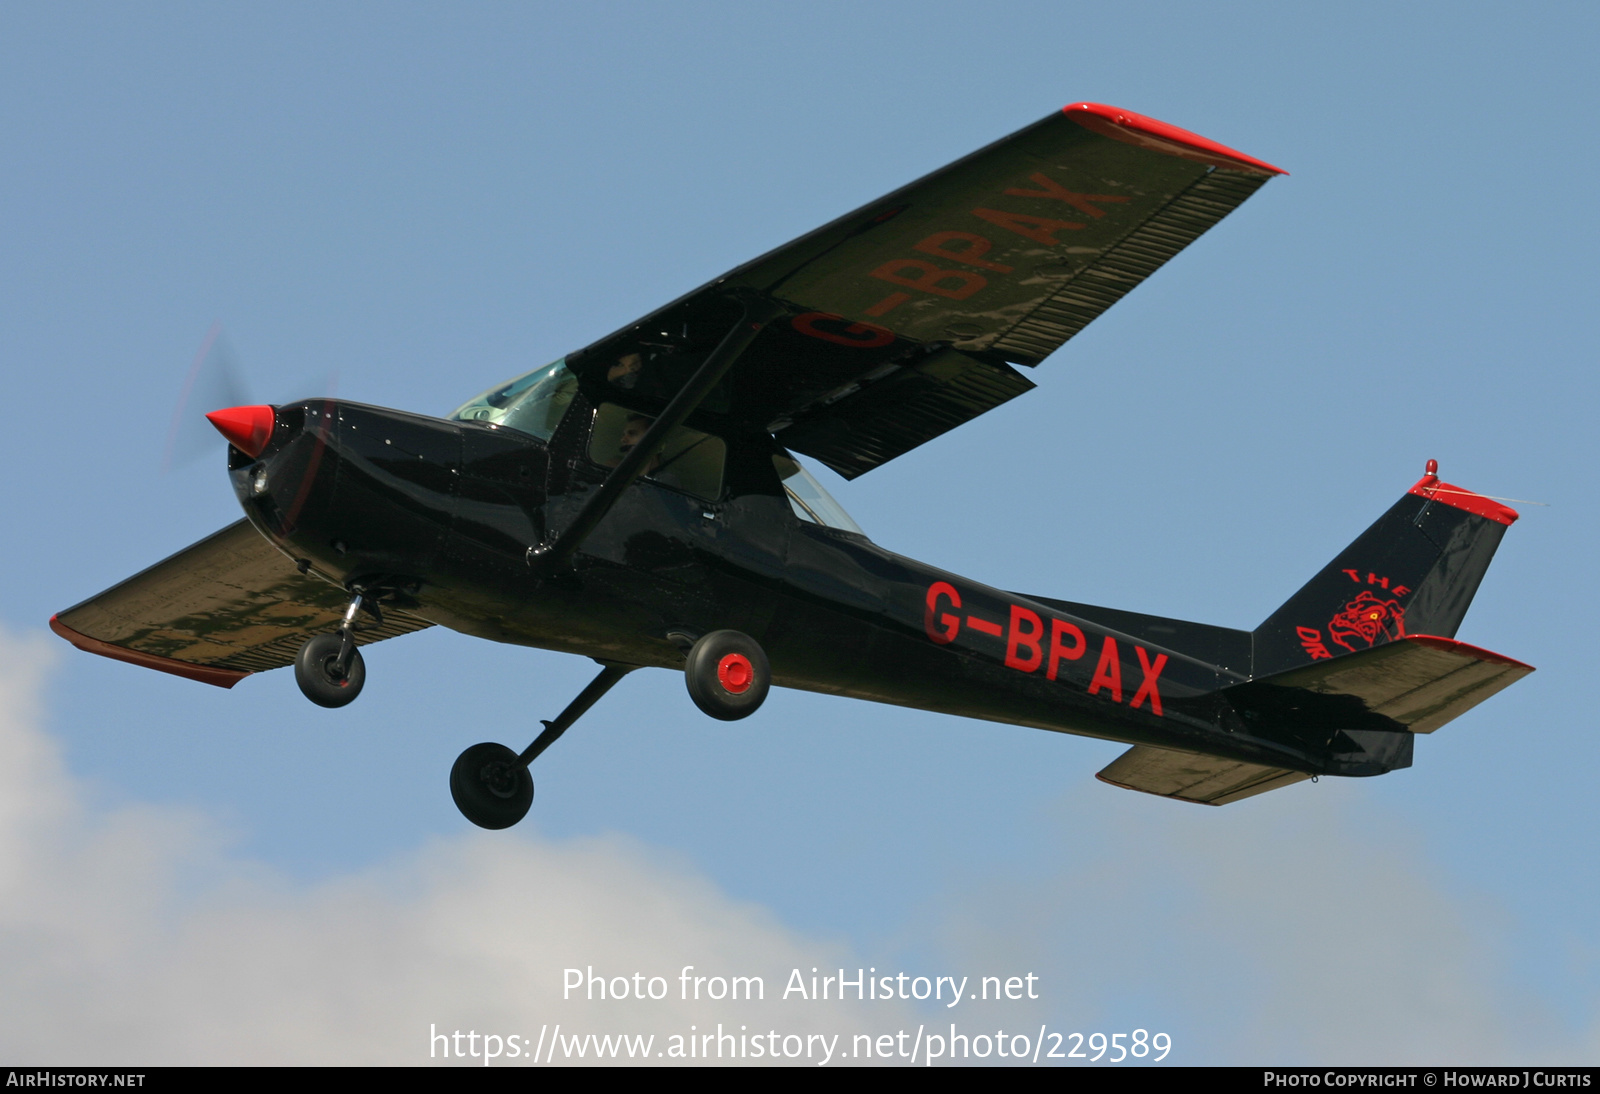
53,103,1532,828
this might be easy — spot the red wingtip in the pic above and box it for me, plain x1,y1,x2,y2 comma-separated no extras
49,615,249,689
1062,103,1287,176
206,405,275,458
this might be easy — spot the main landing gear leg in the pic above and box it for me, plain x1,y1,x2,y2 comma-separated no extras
449,663,636,830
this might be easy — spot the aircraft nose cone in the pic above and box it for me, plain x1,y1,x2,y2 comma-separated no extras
206,405,276,458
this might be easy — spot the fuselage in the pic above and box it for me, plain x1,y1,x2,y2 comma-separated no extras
231,397,1324,776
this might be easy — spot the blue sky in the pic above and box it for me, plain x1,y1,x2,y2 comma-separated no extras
1,1,1596,1064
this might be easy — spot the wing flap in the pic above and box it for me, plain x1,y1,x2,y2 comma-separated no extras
1097,745,1311,806
774,348,1035,479
53,520,433,686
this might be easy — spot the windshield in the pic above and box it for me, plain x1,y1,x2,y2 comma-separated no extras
449,359,577,442
774,454,864,535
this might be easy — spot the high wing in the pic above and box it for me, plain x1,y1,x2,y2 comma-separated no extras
569,103,1284,478
51,520,432,688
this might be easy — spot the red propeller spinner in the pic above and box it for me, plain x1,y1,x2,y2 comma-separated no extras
205,405,275,458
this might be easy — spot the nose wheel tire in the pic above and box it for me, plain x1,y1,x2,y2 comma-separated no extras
685,630,770,721
450,742,534,829
294,633,366,708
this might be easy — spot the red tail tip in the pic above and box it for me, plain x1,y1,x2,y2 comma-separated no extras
1426,458,1438,476
206,405,275,458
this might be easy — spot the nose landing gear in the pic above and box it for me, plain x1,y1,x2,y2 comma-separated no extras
293,633,366,707
293,589,383,708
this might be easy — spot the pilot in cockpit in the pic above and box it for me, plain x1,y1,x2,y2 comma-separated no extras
609,412,661,474
606,352,645,389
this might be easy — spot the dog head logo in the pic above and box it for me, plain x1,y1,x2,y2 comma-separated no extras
1328,591,1406,651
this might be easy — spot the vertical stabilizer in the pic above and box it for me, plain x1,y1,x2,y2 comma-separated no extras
1252,462,1516,678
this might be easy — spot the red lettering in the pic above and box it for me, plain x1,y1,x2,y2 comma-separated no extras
970,208,1085,245
1342,569,1361,583
1003,173,1131,218
1087,636,1123,703
924,582,961,644
1393,585,1412,597
1130,646,1167,716
1296,625,1333,660
912,231,1014,273
965,615,1003,637
864,292,911,317
1368,573,1388,588
870,258,987,300
791,312,895,348
1047,619,1087,681
1005,605,1044,672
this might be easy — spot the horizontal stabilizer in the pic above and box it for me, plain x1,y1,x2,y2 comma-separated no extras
53,520,433,687
1245,634,1533,734
1096,745,1311,806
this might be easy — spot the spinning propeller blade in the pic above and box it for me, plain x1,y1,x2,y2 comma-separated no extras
161,322,335,471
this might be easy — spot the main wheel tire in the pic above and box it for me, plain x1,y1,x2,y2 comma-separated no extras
294,633,366,708
684,630,770,721
450,742,534,830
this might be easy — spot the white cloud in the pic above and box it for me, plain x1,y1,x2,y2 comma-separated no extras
7,624,1597,1067
0,630,914,1066
928,789,1600,1064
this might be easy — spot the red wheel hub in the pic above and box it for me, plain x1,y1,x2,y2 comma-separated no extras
717,653,753,694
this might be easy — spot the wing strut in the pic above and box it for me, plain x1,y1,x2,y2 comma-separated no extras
527,295,786,573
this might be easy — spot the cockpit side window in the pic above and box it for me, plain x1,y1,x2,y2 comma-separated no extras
773,454,864,534
588,403,727,501
449,359,577,442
